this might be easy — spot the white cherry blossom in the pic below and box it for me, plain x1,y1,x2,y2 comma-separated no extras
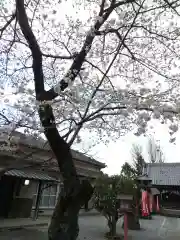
0,0,180,150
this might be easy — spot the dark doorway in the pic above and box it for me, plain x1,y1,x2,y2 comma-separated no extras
0,175,16,218
161,191,180,209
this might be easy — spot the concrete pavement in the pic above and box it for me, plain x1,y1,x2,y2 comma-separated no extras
0,215,180,240
0,209,100,231
0,229,47,240
78,215,180,240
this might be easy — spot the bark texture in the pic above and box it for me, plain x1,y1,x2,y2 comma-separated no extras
107,212,118,237
39,97,94,240
110,216,117,237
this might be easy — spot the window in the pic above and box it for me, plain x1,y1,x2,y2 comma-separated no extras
32,182,59,208
40,184,58,208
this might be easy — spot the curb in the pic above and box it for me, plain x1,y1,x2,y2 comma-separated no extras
0,222,48,232
159,212,180,218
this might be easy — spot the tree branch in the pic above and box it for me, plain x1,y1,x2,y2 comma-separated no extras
16,0,44,98
163,0,180,16
42,0,134,101
85,59,115,90
42,53,77,60
81,1,144,120
103,0,135,12
115,31,136,60
99,0,106,16
0,12,16,39
68,124,83,146
96,28,136,59
0,113,11,124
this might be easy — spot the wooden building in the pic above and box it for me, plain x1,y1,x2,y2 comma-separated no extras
0,130,105,218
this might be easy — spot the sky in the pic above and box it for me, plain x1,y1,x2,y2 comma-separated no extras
105,127,180,176
73,120,180,175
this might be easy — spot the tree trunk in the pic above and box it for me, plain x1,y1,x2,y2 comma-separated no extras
15,1,93,239
84,200,89,212
111,216,117,236
38,105,93,240
108,215,117,237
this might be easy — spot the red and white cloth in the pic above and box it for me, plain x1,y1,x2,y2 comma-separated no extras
149,193,154,213
141,190,149,217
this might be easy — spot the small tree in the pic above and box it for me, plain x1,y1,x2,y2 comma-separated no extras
121,144,146,220
131,144,145,176
120,162,135,179
94,174,135,238
121,144,145,178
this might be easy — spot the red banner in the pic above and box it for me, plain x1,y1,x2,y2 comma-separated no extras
141,190,149,217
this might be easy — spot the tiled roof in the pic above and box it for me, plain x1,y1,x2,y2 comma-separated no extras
0,129,106,168
71,149,105,168
143,163,180,186
4,169,58,181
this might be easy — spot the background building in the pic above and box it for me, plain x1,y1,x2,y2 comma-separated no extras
142,162,180,211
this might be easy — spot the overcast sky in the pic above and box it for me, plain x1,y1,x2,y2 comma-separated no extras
73,119,179,175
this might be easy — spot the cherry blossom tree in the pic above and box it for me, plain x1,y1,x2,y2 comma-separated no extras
1,0,180,239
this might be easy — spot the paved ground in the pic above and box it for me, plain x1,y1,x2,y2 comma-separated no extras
0,215,180,240
0,209,100,231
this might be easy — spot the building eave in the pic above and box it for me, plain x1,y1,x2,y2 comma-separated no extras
0,129,105,168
